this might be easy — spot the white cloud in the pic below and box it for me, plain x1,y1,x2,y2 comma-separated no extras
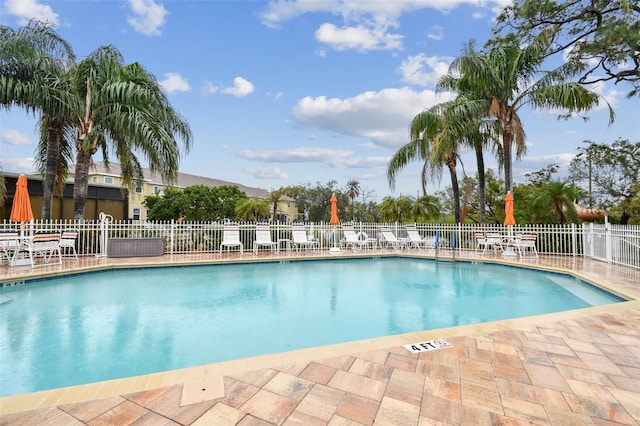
315,23,403,51
159,73,190,93
238,147,389,169
426,25,444,41
260,0,504,52
1,129,34,146
1,157,37,173
292,87,455,148
398,54,452,87
222,77,254,97
204,77,254,97
3,0,59,26
245,167,289,179
127,0,168,36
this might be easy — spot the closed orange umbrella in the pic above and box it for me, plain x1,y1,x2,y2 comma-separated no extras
504,191,515,226
330,193,339,225
11,174,34,223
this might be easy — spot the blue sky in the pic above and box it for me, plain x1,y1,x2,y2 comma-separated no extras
1,0,638,202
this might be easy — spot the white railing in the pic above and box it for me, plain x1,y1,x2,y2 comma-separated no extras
2,219,639,269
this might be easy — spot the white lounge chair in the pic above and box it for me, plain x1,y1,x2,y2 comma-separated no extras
220,225,243,255
253,225,277,255
378,227,404,251
405,226,430,250
340,225,377,251
291,226,319,252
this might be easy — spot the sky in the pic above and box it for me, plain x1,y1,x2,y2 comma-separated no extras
1,0,638,202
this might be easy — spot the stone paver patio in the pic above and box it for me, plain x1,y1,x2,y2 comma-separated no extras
1,250,638,425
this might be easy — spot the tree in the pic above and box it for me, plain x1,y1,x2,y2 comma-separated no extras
531,181,583,223
377,195,415,223
269,189,285,221
345,180,360,221
144,185,248,221
70,46,192,219
569,138,640,223
0,20,76,219
235,198,270,221
444,36,612,194
490,0,640,97
411,195,441,222
387,109,463,222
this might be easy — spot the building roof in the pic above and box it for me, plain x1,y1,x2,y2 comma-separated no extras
89,162,278,200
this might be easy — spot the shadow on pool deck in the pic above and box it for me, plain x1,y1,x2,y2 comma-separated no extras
1,250,639,425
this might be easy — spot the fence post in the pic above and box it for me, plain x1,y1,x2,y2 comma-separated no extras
170,220,175,255
571,223,576,257
605,218,612,263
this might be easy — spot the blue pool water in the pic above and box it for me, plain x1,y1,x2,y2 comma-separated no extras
0,258,622,396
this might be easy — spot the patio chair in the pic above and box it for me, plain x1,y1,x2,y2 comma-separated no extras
18,232,63,267
0,231,21,265
378,227,404,251
60,230,79,261
475,232,504,255
253,225,277,255
340,225,377,251
512,234,538,258
220,225,243,255
405,226,430,250
291,226,319,252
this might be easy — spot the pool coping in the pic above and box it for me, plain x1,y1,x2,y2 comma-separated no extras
1,251,638,416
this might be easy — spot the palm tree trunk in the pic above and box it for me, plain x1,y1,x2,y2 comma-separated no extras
445,154,461,223
502,130,514,194
41,122,61,220
474,145,486,224
73,149,91,220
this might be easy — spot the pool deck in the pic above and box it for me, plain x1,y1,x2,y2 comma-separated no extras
1,249,639,425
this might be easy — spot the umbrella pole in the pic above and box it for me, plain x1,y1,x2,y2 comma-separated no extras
329,225,341,253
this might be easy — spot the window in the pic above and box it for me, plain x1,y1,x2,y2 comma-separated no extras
104,177,114,184
153,186,164,195
134,182,143,193
91,176,98,183
133,208,140,220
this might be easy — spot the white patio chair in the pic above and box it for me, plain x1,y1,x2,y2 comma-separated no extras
291,226,319,252
220,225,243,255
340,225,377,251
253,225,277,255
378,227,404,251
512,234,538,258
18,232,62,267
475,232,504,255
60,230,79,261
405,226,429,250
0,231,21,265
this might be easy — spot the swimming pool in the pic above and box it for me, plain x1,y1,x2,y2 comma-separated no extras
0,257,623,396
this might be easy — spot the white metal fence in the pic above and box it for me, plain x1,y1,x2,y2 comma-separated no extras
2,219,639,269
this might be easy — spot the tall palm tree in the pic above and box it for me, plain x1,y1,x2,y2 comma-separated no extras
269,189,284,221
387,109,463,223
69,46,192,219
442,36,613,194
345,179,360,221
0,20,76,220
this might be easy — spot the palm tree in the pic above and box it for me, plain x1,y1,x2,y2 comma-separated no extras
387,109,463,223
0,20,76,220
69,46,192,219
269,189,284,221
531,181,582,223
235,198,270,221
411,195,441,222
442,36,613,194
345,180,360,221
377,195,414,223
